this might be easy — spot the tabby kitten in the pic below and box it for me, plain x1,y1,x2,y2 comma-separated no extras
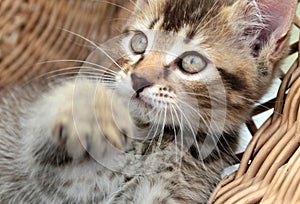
0,0,296,203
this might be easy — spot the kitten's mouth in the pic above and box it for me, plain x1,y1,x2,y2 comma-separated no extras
132,94,154,110
132,93,179,115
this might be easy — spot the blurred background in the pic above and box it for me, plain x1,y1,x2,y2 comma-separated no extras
0,0,132,89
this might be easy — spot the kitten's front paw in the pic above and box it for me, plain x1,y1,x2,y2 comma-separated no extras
50,81,134,161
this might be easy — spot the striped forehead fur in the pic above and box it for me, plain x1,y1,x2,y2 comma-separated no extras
130,0,270,48
131,0,235,37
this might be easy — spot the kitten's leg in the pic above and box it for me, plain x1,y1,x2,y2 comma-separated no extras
25,80,134,165
0,80,134,202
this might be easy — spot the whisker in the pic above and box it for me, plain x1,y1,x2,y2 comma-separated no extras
142,123,156,143
173,103,202,161
179,109,184,169
61,29,125,72
142,107,160,142
77,72,116,78
170,104,185,168
152,107,163,133
49,75,117,86
44,72,83,80
36,60,119,74
176,97,219,165
177,98,211,132
169,105,180,166
142,106,167,149
237,95,281,115
205,120,224,163
146,109,163,154
45,71,116,81
157,106,167,150
180,91,227,106
169,107,177,141
42,66,116,78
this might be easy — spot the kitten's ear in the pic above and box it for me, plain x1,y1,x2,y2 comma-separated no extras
233,0,297,58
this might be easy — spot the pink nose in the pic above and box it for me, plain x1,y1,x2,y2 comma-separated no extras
131,73,153,96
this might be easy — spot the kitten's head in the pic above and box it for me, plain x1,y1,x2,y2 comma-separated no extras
94,0,296,142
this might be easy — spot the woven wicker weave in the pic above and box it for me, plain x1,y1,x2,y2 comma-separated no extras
0,0,299,203
209,5,300,204
0,0,131,89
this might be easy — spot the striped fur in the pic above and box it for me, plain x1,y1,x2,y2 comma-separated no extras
0,0,295,203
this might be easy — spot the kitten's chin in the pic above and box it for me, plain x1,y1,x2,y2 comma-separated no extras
133,96,154,110
129,97,154,124
129,97,181,127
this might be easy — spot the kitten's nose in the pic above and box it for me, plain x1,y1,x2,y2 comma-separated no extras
131,73,153,96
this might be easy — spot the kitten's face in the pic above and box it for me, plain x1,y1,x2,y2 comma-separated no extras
95,0,295,136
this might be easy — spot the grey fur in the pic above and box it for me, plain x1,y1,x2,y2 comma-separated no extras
0,0,294,203
0,81,227,203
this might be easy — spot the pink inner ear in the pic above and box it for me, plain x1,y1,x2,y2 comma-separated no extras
258,0,297,39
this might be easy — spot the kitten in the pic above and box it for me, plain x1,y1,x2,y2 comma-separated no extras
0,0,296,203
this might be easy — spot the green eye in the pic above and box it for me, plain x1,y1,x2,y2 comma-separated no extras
179,53,207,74
130,32,148,54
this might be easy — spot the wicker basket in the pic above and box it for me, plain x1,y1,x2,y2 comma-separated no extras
0,1,299,203
0,0,131,89
209,7,300,204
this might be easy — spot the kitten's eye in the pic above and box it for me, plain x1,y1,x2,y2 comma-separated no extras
178,53,207,74
130,32,148,54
